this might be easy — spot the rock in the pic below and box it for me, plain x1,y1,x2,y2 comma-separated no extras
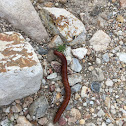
64,46,72,65
11,104,22,113
1,119,13,126
79,119,85,125
38,46,48,55
38,117,48,125
0,0,48,42
116,15,124,23
16,116,32,126
72,48,87,60
96,58,101,64
89,30,111,51
120,0,126,8
87,123,96,126
70,108,81,119
48,35,63,48
81,86,90,98
0,32,43,106
117,53,126,63
23,96,33,108
29,96,48,119
68,73,83,86
106,79,114,86
47,73,57,79
40,7,86,45
91,81,101,92
97,109,105,117
70,58,82,72
71,83,82,93
102,122,106,126
58,117,67,126
92,68,104,81
102,53,109,62
105,97,110,109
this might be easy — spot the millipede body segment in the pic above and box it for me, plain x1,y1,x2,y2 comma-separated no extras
53,50,71,124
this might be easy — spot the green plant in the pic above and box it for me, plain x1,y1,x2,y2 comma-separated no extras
56,44,66,52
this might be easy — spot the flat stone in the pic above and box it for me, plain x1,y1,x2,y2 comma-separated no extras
97,109,105,117
0,32,43,106
70,58,82,72
87,123,96,126
117,53,126,63
15,116,32,126
91,81,101,92
102,53,109,62
106,79,113,86
40,7,86,45
47,73,57,79
68,73,83,86
89,30,111,51
29,96,48,119
92,68,104,81
71,83,82,93
0,0,49,42
72,48,87,60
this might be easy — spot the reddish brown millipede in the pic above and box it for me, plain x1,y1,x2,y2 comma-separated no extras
53,50,71,124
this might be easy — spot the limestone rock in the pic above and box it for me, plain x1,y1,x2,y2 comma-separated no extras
40,7,86,45
72,47,87,60
0,32,43,106
89,30,111,51
0,0,49,42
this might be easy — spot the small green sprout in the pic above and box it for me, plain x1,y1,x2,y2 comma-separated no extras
56,44,66,52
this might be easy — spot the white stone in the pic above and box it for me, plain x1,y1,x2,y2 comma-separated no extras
0,0,49,42
70,58,82,72
47,73,57,79
89,30,111,51
0,32,43,106
68,73,83,86
81,86,90,98
97,109,105,117
106,79,114,86
64,46,72,65
117,52,126,63
72,48,87,60
41,7,86,45
96,58,101,64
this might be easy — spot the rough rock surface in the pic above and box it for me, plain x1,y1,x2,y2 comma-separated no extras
40,7,86,45
89,30,111,51
0,32,43,106
0,0,49,42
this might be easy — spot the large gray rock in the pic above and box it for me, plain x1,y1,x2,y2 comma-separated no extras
0,0,49,42
0,32,43,106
